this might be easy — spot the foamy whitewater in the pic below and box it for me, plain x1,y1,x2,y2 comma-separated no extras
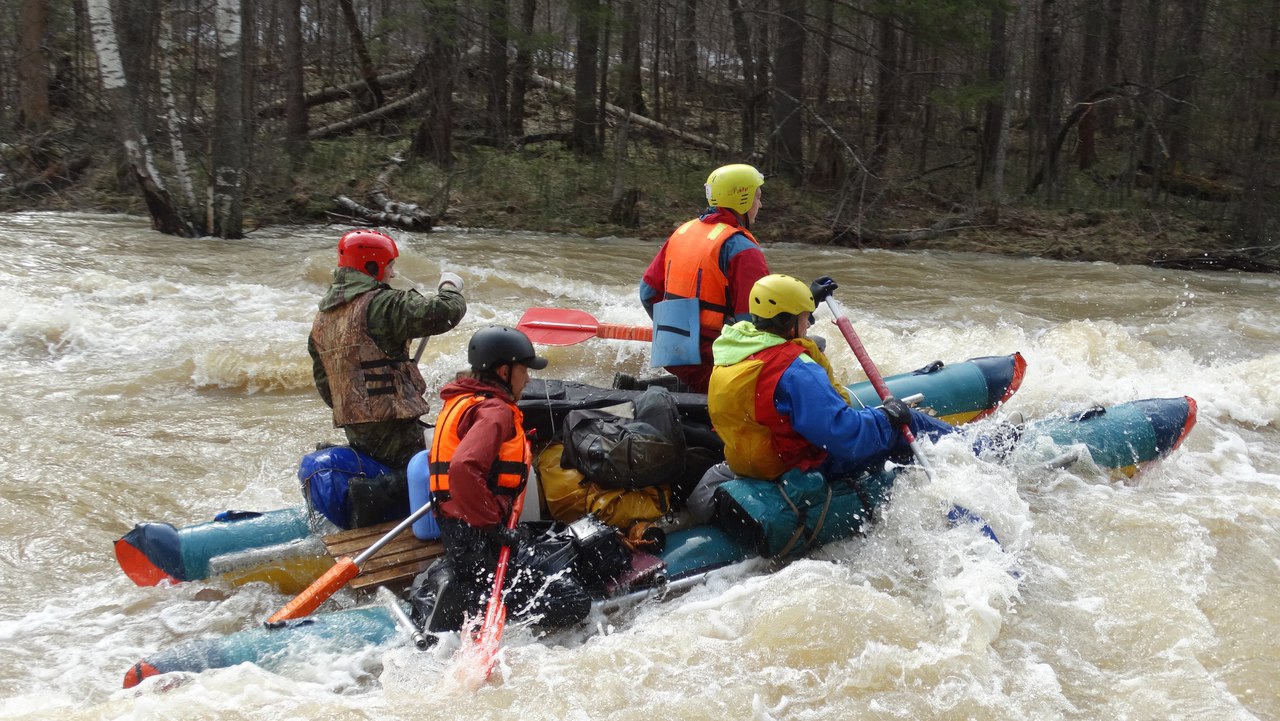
0,212,1275,720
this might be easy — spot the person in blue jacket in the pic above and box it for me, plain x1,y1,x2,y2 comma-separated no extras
707,273,954,482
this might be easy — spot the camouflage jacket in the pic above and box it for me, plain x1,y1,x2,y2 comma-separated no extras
309,267,466,408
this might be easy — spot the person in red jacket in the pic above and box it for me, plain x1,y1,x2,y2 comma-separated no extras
638,164,771,392
411,326,590,635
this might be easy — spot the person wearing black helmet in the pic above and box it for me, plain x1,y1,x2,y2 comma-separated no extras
409,326,590,634
308,228,466,527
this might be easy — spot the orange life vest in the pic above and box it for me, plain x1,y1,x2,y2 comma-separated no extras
709,339,831,480
310,290,431,427
662,218,759,339
428,393,530,500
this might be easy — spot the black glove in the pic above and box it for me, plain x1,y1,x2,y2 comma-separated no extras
810,276,838,304
878,396,912,427
491,524,528,548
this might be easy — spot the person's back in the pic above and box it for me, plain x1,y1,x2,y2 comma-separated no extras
708,274,953,481
639,164,770,392
308,228,467,526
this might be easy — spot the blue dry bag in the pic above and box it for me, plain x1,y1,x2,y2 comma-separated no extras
297,446,393,529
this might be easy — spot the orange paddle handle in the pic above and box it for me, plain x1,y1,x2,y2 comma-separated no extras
596,322,653,342
266,556,359,623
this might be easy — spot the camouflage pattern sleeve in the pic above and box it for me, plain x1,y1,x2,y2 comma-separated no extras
366,286,467,352
307,334,334,407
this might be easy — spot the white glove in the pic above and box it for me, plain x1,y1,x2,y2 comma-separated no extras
438,272,464,293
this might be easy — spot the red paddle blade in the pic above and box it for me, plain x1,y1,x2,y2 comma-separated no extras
517,307,652,346
517,307,599,345
475,600,507,680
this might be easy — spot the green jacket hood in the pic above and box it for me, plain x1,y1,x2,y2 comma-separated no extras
712,321,789,365
318,267,384,311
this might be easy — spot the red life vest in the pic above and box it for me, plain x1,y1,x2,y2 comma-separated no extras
708,341,829,480
428,393,530,500
661,218,759,339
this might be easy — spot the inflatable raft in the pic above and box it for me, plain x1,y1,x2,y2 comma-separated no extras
121,403,1199,688
115,353,1027,592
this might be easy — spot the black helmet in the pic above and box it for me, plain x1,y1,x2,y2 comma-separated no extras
467,326,548,372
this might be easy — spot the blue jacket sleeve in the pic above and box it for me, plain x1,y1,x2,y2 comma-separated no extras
774,356,902,470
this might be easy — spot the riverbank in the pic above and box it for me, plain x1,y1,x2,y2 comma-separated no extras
7,141,1266,273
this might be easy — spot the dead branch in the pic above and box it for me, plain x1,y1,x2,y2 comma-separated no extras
529,74,731,153
307,88,429,140
256,69,414,119
831,215,979,248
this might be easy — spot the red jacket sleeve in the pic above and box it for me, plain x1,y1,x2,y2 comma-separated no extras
726,244,770,320
443,398,516,528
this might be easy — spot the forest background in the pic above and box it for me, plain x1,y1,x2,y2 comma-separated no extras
1,0,1276,271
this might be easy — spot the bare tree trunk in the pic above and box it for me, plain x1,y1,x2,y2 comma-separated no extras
727,0,757,156
1234,0,1279,247
1163,0,1209,171
337,0,384,112
813,0,834,113
410,0,459,167
484,0,510,144
1076,0,1103,170
157,4,199,218
17,0,51,134
281,0,307,162
676,0,698,93
870,12,898,177
1100,0,1123,132
769,0,806,181
1028,0,1062,200
571,0,602,156
211,0,245,238
616,0,644,114
509,0,537,138
991,0,1028,209
977,1,1008,190
86,0,193,237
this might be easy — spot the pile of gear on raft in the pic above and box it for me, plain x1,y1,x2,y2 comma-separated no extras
297,375,920,638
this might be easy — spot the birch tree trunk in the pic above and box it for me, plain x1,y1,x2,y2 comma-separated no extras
157,5,199,217
211,0,245,239
86,0,192,236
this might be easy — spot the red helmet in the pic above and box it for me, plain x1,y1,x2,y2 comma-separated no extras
337,229,399,281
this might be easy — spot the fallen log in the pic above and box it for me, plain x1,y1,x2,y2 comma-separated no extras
0,156,92,197
331,195,434,232
308,88,429,140
257,69,414,119
529,73,730,154
831,215,977,247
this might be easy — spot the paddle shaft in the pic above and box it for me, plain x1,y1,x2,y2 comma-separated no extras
823,297,936,481
475,488,527,681
265,501,434,623
525,318,651,340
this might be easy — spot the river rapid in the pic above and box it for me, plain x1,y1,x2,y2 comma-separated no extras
0,212,1276,720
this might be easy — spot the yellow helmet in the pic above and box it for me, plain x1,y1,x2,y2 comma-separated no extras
705,164,764,214
749,274,816,319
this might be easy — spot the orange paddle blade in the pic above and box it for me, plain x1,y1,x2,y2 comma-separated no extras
265,556,359,623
